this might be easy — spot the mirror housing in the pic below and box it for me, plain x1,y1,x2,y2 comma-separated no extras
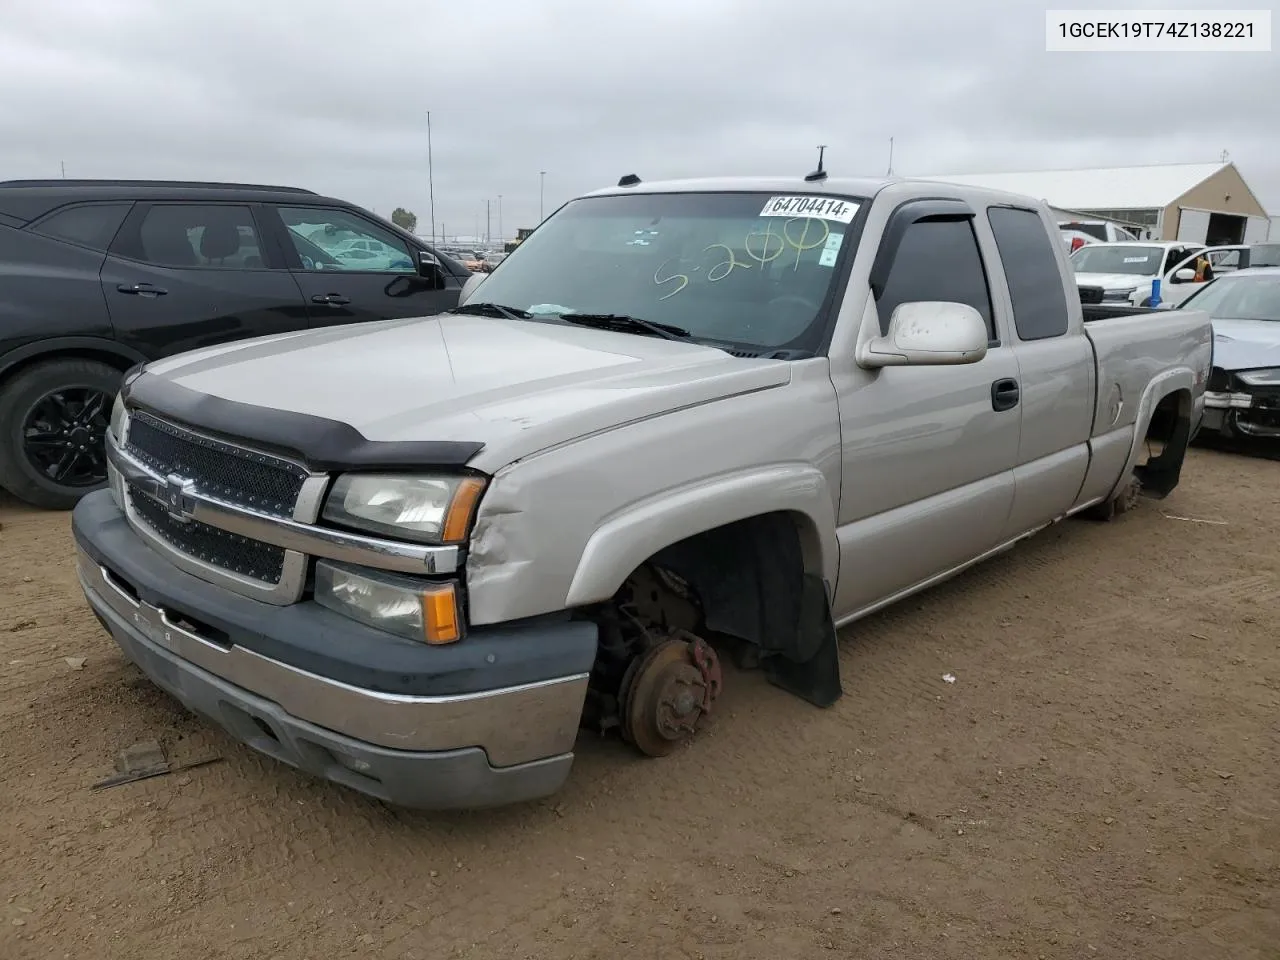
1172,267,1196,283
415,250,446,289
857,301,989,369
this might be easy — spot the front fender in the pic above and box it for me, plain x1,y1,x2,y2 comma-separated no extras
564,463,839,608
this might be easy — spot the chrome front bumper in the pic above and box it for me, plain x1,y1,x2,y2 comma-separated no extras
77,546,588,769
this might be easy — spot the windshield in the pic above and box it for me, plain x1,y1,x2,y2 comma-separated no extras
1180,274,1280,320
1070,245,1164,275
465,191,864,352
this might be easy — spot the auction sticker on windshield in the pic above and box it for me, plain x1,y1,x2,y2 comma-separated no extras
759,196,859,223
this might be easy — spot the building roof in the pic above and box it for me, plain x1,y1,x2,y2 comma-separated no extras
914,162,1230,211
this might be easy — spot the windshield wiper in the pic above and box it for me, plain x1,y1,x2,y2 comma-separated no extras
557,313,691,340
449,302,531,321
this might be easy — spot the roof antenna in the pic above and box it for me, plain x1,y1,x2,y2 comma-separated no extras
618,173,641,187
804,145,828,182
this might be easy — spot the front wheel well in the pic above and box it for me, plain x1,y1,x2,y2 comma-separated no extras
582,511,842,720
0,348,136,391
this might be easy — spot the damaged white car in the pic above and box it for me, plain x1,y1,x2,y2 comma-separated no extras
1188,268,1280,438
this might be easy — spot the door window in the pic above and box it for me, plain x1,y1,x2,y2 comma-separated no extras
123,204,266,269
276,207,415,274
986,207,1070,341
875,218,994,338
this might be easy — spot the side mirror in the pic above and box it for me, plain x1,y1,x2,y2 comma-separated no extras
858,301,988,369
1173,268,1196,283
416,250,446,289
459,271,486,303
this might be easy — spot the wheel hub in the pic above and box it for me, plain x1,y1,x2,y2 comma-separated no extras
619,634,723,757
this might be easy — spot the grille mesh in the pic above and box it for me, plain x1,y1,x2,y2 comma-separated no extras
129,489,286,584
126,412,307,517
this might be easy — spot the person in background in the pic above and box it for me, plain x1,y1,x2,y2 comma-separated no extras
1194,252,1215,283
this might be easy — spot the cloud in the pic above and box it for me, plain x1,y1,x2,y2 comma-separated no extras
1,0,1277,240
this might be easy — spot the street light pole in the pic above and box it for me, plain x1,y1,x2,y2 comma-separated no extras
427,111,436,246
540,171,546,222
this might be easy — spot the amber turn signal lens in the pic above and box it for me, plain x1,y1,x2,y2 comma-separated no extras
441,477,487,543
421,583,461,645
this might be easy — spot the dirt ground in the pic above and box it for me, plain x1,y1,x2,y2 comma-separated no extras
1,446,1277,960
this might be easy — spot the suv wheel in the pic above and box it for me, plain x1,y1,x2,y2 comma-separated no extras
0,359,122,510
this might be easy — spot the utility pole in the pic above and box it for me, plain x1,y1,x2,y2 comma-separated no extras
540,171,546,222
427,111,436,247
485,200,491,245
497,194,503,243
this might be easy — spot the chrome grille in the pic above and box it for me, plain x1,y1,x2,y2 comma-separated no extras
126,411,307,517
119,411,313,599
128,488,288,584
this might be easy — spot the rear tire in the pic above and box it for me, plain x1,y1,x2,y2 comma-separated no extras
0,359,123,510
1083,475,1141,522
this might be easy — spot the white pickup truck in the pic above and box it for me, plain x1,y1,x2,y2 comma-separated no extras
73,174,1213,809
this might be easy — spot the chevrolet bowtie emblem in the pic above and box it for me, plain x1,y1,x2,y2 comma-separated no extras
164,473,196,523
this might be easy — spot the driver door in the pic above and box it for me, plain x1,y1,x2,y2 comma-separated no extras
262,204,464,327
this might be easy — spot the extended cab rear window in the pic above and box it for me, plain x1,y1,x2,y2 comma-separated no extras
989,207,1069,340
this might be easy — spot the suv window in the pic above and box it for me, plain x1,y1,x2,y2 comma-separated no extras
31,203,131,251
276,207,415,274
987,207,1069,341
875,218,994,338
130,204,265,269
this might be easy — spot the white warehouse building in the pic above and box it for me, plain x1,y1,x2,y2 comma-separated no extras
918,162,1272,245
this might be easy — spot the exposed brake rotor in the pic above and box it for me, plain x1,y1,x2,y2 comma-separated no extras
619,633,723,757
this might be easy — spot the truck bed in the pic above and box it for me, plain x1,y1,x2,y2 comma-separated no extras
1082,307,1213,441
1082,303,1166,322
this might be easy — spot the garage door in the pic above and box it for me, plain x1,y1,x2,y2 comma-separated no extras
1177,208,1211,243
1244,216,1270,244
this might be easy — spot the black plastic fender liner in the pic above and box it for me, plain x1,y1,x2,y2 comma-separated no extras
762,572,842,708
648,514,843,708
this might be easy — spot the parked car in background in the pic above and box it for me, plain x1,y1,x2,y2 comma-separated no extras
1060,228,1097,255
1058,219,1141,243
1180,267,1280,439
1067,240,1256,308
0,179,471,509
73,174,1210,809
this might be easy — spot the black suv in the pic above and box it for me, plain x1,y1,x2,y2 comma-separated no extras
0,179,471,509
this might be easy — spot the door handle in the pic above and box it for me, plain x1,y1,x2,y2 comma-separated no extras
311,293,351,306
117,282,168,297
991,378,1020,412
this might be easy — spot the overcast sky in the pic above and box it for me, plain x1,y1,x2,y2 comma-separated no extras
2,0,1277,241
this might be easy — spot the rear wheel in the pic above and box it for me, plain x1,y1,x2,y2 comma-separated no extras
0,359,122,510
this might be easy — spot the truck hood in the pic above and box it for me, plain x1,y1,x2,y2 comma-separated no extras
1211,319,1280,373
1075,272,1155,290
139,313,792,471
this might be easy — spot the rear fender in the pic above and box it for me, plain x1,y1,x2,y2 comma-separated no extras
1109,367,1195,500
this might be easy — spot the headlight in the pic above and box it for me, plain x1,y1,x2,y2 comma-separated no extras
1102,287,1138,302
322,473,486,544
109,393,129,442
1236,368,1280,387
314,561,461,644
